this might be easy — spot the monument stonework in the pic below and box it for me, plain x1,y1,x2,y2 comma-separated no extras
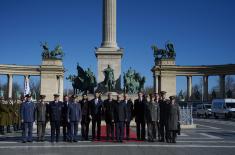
40,59,64,101
95,0,123,90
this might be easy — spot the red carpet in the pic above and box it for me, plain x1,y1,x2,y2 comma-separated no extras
93,125,141,143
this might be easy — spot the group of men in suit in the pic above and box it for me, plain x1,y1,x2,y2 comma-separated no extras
18,90,180,143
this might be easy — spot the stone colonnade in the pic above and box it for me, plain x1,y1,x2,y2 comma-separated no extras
0,59,64,101
152,60,235,100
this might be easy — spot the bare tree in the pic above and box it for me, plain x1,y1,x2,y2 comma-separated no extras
225,75,235,92
143,86,154,95
192,84,201,101
63,88,74,96
177,89,186,101
211,76,235,98
1,82,22,100
12,82,22,99
30,79,40,100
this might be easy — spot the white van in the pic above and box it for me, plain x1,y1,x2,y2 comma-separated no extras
196,104,212,118
211,99,235,119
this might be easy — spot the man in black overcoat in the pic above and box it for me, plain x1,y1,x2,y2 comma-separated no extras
103,93,115,141
134,92,146,141
159,91,170,142
48,94,63,143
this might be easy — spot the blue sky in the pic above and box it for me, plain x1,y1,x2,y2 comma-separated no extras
0,0,235,93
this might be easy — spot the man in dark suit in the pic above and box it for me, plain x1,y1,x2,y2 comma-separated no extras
67,95,82,142
61,95,69,141
134,92,146,141
103,93,115,141
48,94,63,143
154,93,161,141
159,91,170,142
114,94,127,143
80,94,91,141
123,94,133,140
20,94,35,143
145,94,160,142
90,93,103,141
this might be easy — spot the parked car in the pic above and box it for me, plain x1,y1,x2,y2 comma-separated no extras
196,104,212,118
211,99,235,119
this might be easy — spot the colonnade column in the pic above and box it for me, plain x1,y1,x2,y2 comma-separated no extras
203,75,209,101
219,75,225,98
58,75,64,100
153,73,158,93
7,74,13,98
187,76,192,101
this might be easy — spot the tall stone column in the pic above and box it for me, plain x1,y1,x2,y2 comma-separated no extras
187,76,192,101
7,74,13,99
219,75,225,98
203,76,209,101
96,0,123,91
101,0,118,48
